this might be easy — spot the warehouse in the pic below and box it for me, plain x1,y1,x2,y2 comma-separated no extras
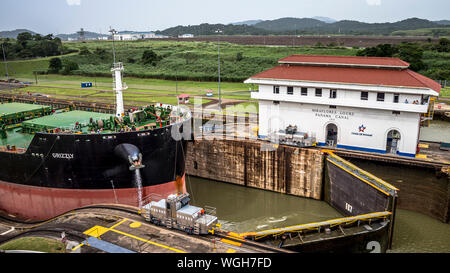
245,55,441,157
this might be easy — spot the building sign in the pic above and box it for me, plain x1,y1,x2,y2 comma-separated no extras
351,124,373,137
312,109,354,120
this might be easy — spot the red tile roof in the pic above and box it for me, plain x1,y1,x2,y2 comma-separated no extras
249,65,441,93
278,55,410,68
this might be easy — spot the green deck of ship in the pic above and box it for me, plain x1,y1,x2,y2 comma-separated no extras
0,103,177,150
0,102,50,117
22,110,114,132
0,128,35,149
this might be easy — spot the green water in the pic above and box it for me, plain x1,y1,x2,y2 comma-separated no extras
389,209,450,253
186,176,450,253
420,120,450,143
186,176,342,233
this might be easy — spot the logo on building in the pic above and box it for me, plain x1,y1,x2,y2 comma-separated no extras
352,125,372,137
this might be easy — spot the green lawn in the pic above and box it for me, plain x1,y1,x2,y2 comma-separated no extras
1,40,358,83
0,237,66,253
440,87,450,98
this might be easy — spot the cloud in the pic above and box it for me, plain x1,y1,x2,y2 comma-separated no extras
66,0,81,6
366,0,381,5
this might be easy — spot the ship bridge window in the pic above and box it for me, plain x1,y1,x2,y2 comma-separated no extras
377,93,385,102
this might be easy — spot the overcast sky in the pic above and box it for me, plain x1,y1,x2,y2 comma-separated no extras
1,0,449,34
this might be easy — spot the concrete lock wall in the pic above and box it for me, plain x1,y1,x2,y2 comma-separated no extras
185,139,324,199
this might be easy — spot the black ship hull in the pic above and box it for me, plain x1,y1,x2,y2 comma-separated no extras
0,118,191,220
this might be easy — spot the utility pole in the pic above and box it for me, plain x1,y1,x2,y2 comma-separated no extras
216,29,223,109
109,27,117,64
1,44,10,90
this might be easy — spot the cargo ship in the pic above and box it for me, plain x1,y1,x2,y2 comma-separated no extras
0,53,191,220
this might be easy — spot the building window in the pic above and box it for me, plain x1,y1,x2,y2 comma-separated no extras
377,93,385,102
301,87,308,96
361,92,368,100
330,89,337,99
392,111,400,115
329,105,337,109
287,86,294,95
315,88,322,97
393,93,399,103
273,86,280,94
273,101,280,105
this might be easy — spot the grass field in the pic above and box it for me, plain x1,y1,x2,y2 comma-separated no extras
0,40,358,82
392,27,450,38
0,237,66,253
440,87,450,98
1,40,448,106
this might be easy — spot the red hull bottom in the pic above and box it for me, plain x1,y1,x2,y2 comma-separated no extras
0,176,186,221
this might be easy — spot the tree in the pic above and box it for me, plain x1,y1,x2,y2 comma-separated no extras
236,52,243,62
79,46,91,55
436,38,450,53
356,44,398,57
17,32,32,47
396,42,426,71
62,60,79,75
141,49,161,66
48,58,62,73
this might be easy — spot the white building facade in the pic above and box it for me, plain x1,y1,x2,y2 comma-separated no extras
246,55,441,157
114,32,156,41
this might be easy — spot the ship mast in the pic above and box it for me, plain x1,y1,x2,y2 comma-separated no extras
109,27,127,117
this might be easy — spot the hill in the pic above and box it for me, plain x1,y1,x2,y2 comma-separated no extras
157,23,271,36
312,16,337,23
435,20,450,26
0,29,38,39
156,17,444,36
231,20,263,26
300,18,442,35
254,17,327,32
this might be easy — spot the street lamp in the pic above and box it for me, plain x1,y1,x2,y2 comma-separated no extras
215,29,223,109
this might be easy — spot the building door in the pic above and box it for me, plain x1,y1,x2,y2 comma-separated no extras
326,123,338,146
386,130,401,154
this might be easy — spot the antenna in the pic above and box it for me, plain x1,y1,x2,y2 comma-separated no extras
109,27,117,64
109,27,126,117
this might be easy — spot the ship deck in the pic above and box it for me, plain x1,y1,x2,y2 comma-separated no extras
22,110,114,132
0,102,50,117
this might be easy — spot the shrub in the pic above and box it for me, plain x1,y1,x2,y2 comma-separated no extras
48,57,62,73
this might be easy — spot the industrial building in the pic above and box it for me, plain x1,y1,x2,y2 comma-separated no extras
245,55,441,157
113,31,168,40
